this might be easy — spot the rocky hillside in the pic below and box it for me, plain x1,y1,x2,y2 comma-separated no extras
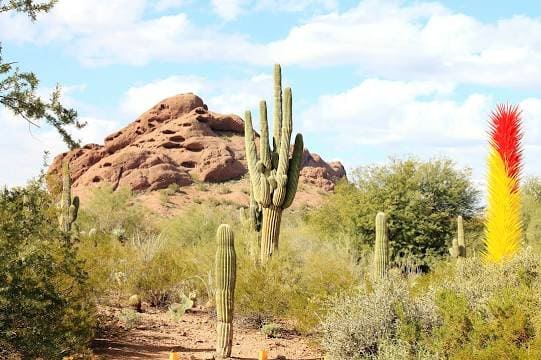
48,94,345,209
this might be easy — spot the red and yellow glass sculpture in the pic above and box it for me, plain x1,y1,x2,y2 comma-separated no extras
484,104,523,263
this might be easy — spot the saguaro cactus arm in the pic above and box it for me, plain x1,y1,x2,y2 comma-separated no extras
282,134,304,209
273,64,282,151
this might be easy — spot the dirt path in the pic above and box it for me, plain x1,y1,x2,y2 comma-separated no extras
93,307,323,360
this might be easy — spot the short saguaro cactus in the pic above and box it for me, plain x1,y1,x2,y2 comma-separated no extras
374,212,389,280
215,224,237,358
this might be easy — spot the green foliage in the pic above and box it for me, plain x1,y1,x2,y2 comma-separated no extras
310,157,480,268
0,180,95,358
77,201,358,334
523,177,541,246
119,309,140,330
77,185,147,236
323,250,541,360
0,1,83,148
261,323,282,338
236,223,360,334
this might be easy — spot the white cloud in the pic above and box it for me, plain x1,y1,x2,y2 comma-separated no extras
3,0,541,88
120,73,272,119
154,0,187,11
301,78,541,184
0,108,66,186
120,75,209,116
210,0,337,20
254,0,338,13
267,1,541,88
0,100,120,187
211,0,248,20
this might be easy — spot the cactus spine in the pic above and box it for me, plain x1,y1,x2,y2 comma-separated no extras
59,161,79,242
450,216,466,259
244,64,304,263
215,224,237,358
374,212,389,279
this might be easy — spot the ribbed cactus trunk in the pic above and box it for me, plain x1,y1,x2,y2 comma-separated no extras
59,161,79,242
374,212,389,280
215,224,237,358
260,206,282,259
450,216,466,259
244,64,304,264
457,215,466,257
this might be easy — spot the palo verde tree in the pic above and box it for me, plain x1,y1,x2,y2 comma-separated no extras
0,0,83,148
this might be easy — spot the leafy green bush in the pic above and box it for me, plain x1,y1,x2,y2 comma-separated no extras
322,273,438,359
523,177,541,247
0,181,95,358
77,185,149,236
309,157,480,268
323,250,541,360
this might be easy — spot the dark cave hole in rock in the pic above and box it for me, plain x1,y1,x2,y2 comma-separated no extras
92,176,102,183
169,135,185,142
185,143,204,152
162,129,175,135
181,161,197,168
161,142,182,149
102,162,112,167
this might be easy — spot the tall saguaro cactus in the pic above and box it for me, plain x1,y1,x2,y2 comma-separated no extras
59,160,79,241
215,224,237,358
374,212,389,279
244,64,304,263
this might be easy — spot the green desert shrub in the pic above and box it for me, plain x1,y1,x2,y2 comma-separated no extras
322,273,438,359
309,157,480,269
523,177,541,247
77,185,149,236
323,250,541,360
0,181,95,358
235,222,360,333
78,201,358,333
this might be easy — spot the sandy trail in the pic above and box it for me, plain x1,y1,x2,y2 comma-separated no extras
92,306,323,360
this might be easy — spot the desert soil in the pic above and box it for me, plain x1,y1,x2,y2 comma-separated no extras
92,306,323,360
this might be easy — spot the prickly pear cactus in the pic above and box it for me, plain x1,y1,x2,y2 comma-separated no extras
244,64,304,263
215,224,237,358
374,212,389,279
58,161,79,242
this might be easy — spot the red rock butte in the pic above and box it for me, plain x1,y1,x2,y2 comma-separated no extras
48,93,346,192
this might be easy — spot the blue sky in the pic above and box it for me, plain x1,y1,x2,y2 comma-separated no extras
1,0,540,188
